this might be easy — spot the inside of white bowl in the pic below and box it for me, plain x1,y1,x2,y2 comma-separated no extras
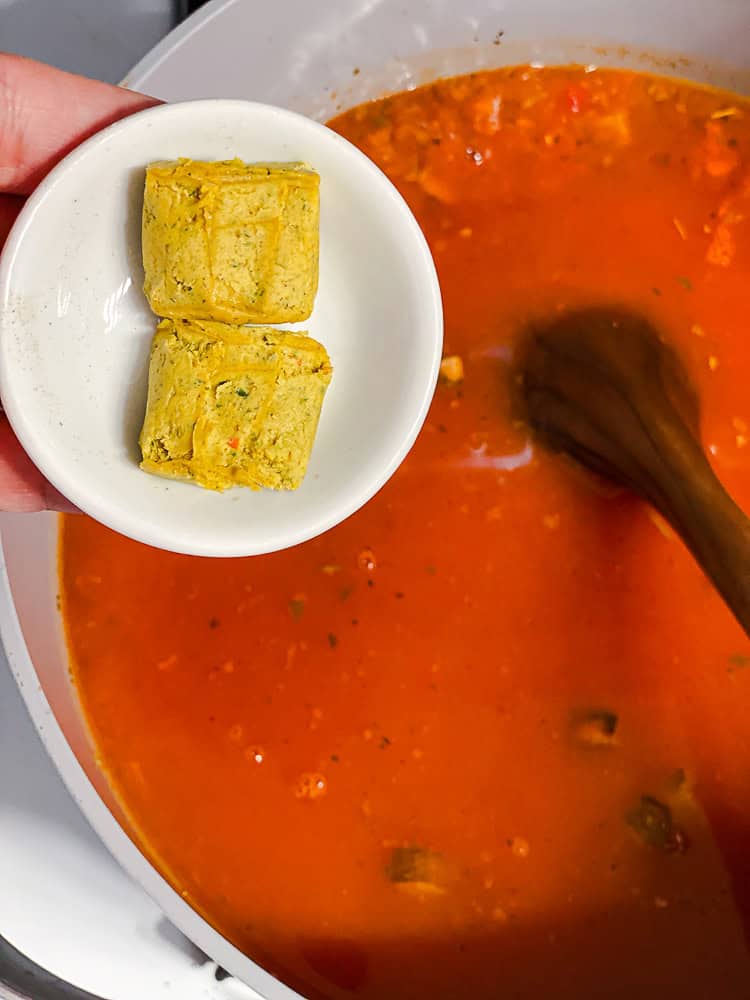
4,2,750,995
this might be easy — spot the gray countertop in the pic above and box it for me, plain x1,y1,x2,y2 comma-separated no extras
1,1,177,85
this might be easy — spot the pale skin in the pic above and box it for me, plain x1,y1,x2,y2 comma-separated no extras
0,53,157,512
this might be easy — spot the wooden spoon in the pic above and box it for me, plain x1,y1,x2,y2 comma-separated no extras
518,307,750,637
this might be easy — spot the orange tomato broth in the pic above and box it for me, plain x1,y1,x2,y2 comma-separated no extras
62,66,750,998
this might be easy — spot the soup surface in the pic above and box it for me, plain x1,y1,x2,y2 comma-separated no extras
63,66,750,998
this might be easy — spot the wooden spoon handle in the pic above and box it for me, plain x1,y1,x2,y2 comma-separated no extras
636,418,750,634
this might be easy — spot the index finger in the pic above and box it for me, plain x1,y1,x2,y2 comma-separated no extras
0,53,159,195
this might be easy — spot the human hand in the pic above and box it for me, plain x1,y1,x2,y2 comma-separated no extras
0,54,158,512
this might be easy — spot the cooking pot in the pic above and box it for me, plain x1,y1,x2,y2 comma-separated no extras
3,0,750,995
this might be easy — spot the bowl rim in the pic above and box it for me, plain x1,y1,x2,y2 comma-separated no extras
0,514,300,997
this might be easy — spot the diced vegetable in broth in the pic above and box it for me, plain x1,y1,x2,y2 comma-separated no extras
385,846,448,896
569,708,619,748
626,795,689,853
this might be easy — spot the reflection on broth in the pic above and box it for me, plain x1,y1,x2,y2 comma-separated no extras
63,66,750,998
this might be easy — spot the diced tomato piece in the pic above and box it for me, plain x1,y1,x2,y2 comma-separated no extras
227,436,239,450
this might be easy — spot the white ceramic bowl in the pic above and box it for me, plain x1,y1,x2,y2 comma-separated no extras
0,99,442,558
2,1,750,998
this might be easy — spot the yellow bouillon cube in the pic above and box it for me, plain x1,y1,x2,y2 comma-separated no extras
142,159,319,324
139,318,332,491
